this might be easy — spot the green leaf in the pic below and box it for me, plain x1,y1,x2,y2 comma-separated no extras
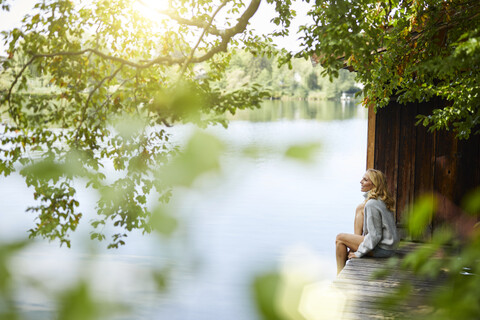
284,143,321,162
149,206,178,237
404,195,436,239
252,271,285,320
158,131,224,187
462,187,480,216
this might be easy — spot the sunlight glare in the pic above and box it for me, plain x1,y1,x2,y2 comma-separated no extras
133,0,169,22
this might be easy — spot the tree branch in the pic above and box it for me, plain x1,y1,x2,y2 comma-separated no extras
75,64,124,141
177,0,229,79
152,8,223,36
4,56,37,115
150,0,261,38
3,0,262,108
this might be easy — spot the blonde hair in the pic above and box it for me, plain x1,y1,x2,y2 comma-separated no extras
365,169,395,212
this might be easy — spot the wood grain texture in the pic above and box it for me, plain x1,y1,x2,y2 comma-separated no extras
367,103,376,170
331,242,444,319
368,97,480,235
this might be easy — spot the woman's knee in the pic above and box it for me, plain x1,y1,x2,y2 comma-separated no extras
336,233,347,244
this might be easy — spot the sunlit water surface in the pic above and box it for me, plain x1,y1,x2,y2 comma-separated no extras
0,100,367,319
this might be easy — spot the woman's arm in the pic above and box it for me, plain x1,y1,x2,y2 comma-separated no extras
354,202,383,257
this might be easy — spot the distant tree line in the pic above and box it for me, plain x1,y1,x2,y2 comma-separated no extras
212,49,361,100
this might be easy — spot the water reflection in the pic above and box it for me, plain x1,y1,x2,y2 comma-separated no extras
0,100,368,320
228,99,365,122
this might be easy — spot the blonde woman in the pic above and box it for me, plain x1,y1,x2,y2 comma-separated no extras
335,169,399,275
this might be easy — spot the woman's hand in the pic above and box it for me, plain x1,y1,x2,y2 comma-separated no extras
348,251,357,259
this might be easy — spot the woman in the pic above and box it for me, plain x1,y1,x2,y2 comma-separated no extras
335,169,399,275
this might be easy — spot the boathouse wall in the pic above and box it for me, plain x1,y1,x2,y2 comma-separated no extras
366,99,480,234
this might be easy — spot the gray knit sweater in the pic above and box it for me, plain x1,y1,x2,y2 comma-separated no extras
354,198,399,258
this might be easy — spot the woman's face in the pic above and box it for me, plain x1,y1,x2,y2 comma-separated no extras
360,173,374,192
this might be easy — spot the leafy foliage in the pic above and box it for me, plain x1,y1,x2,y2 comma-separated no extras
299,0,480,139
0,0,276,247
375,190,480,319
0,129,226,320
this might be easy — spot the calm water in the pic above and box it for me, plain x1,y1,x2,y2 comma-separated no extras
0,100,367,319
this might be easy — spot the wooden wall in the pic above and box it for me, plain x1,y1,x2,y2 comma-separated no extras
366,99,480,234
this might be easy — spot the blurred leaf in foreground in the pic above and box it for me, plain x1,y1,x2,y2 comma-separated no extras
148,206,178,237
0,240,30,320
253,272,285,320
379,189,480,319
461,187,480,216
56,280,127,320
284,143,321,163
158,131,224,187
404,194,436,239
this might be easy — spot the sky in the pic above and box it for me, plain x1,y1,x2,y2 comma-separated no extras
251,0,313,52
0,0,38,54
0,0,313,55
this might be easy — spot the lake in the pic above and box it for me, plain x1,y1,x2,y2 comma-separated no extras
0,99,368,319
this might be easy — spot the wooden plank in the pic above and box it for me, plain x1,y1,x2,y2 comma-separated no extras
333,282,435,298
413,101,436,238
338,268,441,288
433,128,458,231
391,103,400,222
395,102,418,223
338,267,424,280
340,310,402,320
367,103,376,170
456,132,480,200
461,132,480,226
333,242,444,319
374,102,400,221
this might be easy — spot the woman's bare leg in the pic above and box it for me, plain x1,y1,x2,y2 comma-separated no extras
354,203,365,235
335,233,364,275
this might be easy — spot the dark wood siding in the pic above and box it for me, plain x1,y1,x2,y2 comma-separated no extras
369,99,480,233
396,101,418,224
373,102,400,217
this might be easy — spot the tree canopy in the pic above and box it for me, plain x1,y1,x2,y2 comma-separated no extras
0,0,293,247
1,1,480,319
299,0,480,139
1,0,479,248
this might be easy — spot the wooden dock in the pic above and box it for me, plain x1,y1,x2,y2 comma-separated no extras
330,242,444,319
